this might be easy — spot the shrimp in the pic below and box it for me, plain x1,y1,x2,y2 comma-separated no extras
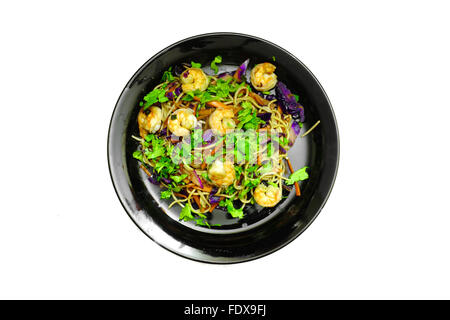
180,68,209,93
208,159,235,188
167,108,197,137
138,106,162,137
250,62,277,91
253,184,281,207
208,108,236,135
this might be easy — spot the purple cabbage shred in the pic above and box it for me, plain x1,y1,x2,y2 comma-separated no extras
275,81,305,122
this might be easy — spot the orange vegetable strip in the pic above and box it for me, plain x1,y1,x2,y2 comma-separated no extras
209,197,224,213
286,158,301,196
211,142,223,156
139,164,153,179
173,192,187,199
248,91,269,106
192,195,202,209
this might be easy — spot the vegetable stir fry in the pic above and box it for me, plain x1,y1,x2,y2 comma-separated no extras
132,56,318,226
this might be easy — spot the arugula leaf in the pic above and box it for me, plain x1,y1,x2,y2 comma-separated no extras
210,55,222,74
191,61,202,68
199,91,214,103
285,166,309,185
142,87,168,109
234,166,243,177
194,218,210,227
143,135,166,159
179,203,194,221
170,174,188,183
223,198,244,219
145,145,165,159
132,150,143,161
244,178,260,189
160,190,172,199
237,101,264,130
161,67,175,82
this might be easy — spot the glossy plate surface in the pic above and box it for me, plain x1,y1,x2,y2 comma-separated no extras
107,33,339,263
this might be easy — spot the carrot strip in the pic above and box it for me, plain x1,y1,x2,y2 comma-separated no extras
193,96,234,109
197,113,211,120
139,164,153,178
193,195,202,209
207,100,234,109
211,142,223,156
200,162,207,170
248,91,269,106
278,106,283,114
173,192,187,199
190,184,212,192
198,108,213,116
286,158,301,196
193,103,198,115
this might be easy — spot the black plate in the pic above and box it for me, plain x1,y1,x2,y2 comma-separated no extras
107,33,339,263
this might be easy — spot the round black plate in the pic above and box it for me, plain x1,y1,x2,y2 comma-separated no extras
107,33,339,263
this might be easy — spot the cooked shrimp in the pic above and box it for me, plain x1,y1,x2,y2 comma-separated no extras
251,62,277,91
208,159,235,188
138,106,162,137
180,68,209,93
208,108,236,135
253,184,281,207
167,108,197,137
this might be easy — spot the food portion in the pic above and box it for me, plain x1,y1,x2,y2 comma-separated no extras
132,56,317,227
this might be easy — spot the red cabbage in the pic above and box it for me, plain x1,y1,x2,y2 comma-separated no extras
217,72,233,80
173,64,185,76
174,86,182,96
209,187,220,204
161,177,172,184
233,58,249,81
275,81,305,122
165,91,174,99
192,169,203,189
148,176,158,185
209,196,221,204
257,113,272,127
202,129,214,142
289,121,301,146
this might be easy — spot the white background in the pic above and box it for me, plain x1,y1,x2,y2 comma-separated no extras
1,0,449,299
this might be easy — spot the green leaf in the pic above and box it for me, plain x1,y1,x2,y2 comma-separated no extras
132,150,143,161
285,166,309,185
210,55,222,74
179,203,194,221
142,87,169,109
161,67,175,82
195,218,210,227
191,61,202,68
224,199,244,219
160,190,172,199
199,91,214,104
170,174,188,183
